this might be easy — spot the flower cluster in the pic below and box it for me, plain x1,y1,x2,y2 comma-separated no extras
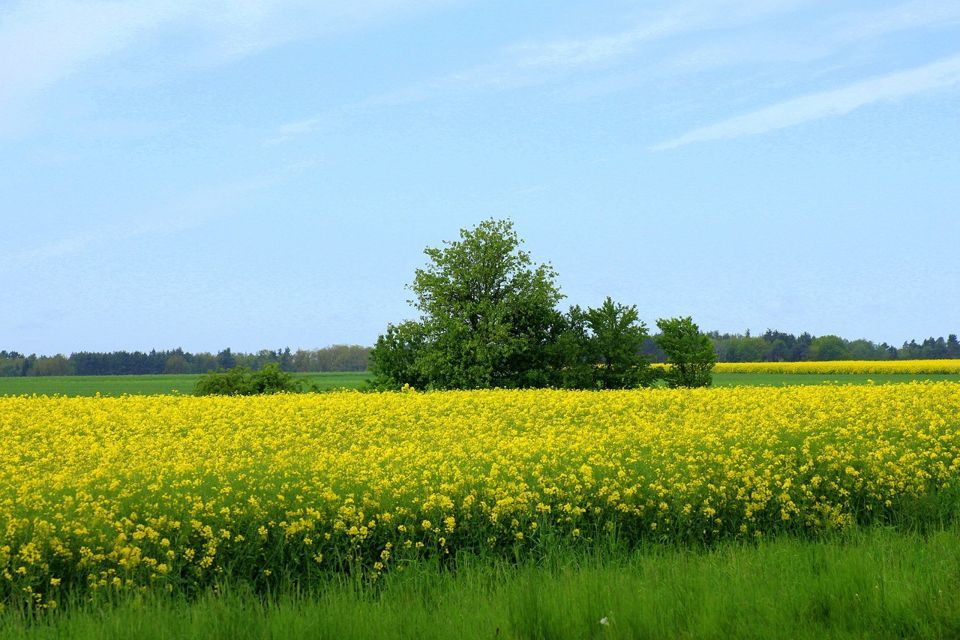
711,359,960,374
1,383,958,608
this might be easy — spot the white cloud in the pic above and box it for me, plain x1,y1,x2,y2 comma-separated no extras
265,0,810,143
651,53,960,150
836,0,960,41
0,0,462,134
2,160,316,269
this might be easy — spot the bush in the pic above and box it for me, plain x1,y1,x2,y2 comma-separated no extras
194,364,301,396
371,218,566,390
655,316,716,388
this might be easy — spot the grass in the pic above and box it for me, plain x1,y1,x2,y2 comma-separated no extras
2,371,959,396
0,372,371,396
3,526,958,639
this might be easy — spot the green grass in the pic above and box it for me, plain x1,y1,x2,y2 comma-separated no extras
4,526,959,640
0,372,372,396
2,372,958,396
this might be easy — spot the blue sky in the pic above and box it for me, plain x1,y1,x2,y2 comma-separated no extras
2,0,959,355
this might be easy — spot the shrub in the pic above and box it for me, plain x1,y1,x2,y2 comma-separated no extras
655,316,716,388
194,364,301,396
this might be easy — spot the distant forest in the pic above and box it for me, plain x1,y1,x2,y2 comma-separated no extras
0,345,370,377
1,331,958,376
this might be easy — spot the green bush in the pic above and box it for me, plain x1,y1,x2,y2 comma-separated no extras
194,364,301,396
655,316,716,387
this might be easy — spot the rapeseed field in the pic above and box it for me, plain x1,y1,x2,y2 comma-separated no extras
2,384,959,610
712,359,960,374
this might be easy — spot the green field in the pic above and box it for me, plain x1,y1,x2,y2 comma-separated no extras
4,526,958,640
2,371,959,396
0,372,371,396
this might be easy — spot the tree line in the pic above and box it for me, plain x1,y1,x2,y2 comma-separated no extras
4,332,957,379
707,330,960,362
0,345,370,377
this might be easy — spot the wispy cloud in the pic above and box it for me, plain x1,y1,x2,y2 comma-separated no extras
2,160,316,269
836,0,960,41
265,0,809,144
504,0,807,73
651,53,960,150
0,0,462,135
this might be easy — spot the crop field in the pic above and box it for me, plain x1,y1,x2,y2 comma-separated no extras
2,383,959,615
0,372,370,397
3,364,960,397
712,359,960,374
712,372,960,386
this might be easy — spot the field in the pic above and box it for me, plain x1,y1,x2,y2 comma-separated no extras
2,366,960,397
3,374,959,637
2,385,959,603
0,372,370,396
713,359,960,374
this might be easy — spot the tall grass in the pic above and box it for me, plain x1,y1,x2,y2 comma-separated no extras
4,526,958,639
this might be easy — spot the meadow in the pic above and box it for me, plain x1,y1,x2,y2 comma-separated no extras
2,362,960,397
0,372,370,397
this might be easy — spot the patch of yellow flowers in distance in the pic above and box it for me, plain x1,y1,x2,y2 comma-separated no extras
2,384,959,609
710,359,960,374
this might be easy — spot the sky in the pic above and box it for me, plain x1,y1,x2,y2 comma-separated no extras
2,0,959,355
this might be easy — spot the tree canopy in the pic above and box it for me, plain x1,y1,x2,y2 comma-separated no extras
373,219,566,389
371,219,713,390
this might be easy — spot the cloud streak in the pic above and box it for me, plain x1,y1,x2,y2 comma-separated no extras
652,53,960,150
2,160,316,270
0,0,462,135
266,0,809,143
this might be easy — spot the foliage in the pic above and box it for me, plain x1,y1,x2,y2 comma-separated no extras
370,321,429,390
372,219,566,389
194,364,302,396
655,316,716,387
561,298,655,389
0,347,370,378
2,384,959,609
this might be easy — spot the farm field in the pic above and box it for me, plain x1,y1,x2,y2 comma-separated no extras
2,384,959,614
712,372,960,386
0,372,370,396
713,359,960,374
3,366,960,396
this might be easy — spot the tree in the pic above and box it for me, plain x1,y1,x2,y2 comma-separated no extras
164,354,190,374
947,334,960,358
371,219,566,389
655,316,716,388
194,363,301,396
29,354,75,376
371,321,429,389
562,298,654,389
807,335,849,360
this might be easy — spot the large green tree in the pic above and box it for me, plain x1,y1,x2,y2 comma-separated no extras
561,298,655,389
655,316,716,388
371,219,566,389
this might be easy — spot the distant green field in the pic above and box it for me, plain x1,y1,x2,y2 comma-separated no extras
0,372,371,396
1,371,958,396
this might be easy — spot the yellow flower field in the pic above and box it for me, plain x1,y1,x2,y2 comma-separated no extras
2,384,959,608
711,359,960,374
